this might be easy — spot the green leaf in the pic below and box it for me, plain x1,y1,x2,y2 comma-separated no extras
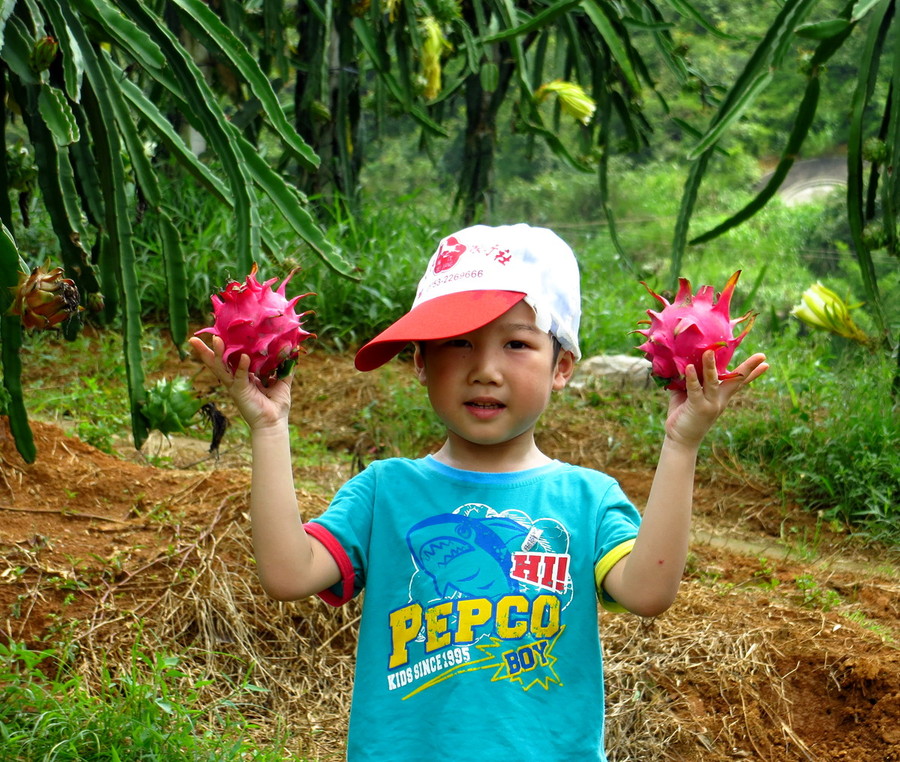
851,0,889,22
117,0,256,272
687,71,772,159
846,0,891,337
0,222,35,463
684,0,817,160
57,0,148,448
1,15,40,84
581,0,642,95
71,0,166,71
40,0,84,100
480,0,583,42
114,65,233,205
353,18,448,137
660,0,741,39
227,122,355,278
37,84,79,145
669,153,710,288
690,76,820,245
159,214,189,352
795,18,851,39
0,0,18,53
171,0,320,170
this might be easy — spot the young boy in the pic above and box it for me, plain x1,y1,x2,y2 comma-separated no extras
190,223,768,761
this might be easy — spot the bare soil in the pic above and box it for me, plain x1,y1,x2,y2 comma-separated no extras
1,350,898,760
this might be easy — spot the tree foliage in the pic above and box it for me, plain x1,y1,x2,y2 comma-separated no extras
1,0,897,464
0,0,348,461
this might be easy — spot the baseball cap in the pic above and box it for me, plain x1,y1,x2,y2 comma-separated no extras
354,223,582,371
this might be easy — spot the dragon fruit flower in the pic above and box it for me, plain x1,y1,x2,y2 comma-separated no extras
195,264,314,385
9,264,81,330
790,282,869,345
635,270,755,391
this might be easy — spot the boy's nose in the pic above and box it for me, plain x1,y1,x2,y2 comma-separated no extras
466,347,502,385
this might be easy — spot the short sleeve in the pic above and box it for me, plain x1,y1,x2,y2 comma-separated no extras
592,478,641,612
304,465,378,605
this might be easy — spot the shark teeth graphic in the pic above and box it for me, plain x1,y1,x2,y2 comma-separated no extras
421,538,471,568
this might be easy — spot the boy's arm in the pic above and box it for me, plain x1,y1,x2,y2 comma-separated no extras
248,420,342,600
189,337,341,601
602,350,768,617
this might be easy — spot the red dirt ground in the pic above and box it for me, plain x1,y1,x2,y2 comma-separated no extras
1,351,898,760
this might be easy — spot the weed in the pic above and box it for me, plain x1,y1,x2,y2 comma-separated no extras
0,640,287,761
752,557,781,591
842,610,895,642
794,574,842,612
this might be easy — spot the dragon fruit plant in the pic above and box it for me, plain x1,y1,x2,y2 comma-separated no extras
635,270,755,391
195,264,314,385
140,377,202,437
9,263,81,330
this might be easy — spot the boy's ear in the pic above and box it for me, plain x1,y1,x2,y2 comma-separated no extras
552,349,576,391
413,343,427,385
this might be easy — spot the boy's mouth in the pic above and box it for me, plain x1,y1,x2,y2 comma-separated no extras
465,398,505,412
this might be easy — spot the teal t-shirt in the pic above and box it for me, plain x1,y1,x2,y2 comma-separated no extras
306,456,641,761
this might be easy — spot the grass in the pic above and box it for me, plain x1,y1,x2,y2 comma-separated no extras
0,641,288,761
8,159,900,545
3,169,898,761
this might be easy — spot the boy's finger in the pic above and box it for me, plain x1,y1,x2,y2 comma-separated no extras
188,336,211,358
702,350,719,388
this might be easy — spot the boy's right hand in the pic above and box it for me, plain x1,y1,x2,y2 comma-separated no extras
189,335,293,432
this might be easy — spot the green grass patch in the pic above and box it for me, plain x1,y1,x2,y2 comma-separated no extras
0,641,287,761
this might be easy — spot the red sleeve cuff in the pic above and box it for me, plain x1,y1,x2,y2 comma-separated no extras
303,522,356,606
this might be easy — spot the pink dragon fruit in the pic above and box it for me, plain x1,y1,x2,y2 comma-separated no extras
635,270,755,391
195,264,314,385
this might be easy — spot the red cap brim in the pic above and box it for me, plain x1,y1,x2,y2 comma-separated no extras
354,290,526,371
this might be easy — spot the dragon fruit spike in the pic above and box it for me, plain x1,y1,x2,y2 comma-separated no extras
195,263,315,385
635,270,755,392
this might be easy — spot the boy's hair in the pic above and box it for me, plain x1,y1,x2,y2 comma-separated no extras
355,224,582,371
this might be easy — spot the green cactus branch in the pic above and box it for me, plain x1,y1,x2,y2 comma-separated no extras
0,223,34,463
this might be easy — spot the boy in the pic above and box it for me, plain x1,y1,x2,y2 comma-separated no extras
190,223,768,760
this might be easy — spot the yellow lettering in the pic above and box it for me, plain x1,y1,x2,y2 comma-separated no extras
531,594,561,638
454,598,492,643
388,604,422,669
425,601,453,652
496,595,529,638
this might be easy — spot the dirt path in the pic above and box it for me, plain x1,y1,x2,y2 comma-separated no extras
0,351,897,760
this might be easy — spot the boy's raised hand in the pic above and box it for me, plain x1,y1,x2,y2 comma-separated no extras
664,349,769,449
189,335,293,432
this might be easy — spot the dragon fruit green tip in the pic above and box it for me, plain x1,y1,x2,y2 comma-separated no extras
195,264,315,385
634,270,755,392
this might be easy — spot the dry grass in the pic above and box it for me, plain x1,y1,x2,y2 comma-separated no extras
54,489,824,762
601,586,817,761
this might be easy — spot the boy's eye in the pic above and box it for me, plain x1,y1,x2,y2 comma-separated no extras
444,339,471,348
507,340,530,349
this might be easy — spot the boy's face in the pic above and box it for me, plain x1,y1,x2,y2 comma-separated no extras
414,301,575,453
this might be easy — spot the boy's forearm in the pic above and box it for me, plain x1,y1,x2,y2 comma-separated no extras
249,424,336,600
608,436,699,616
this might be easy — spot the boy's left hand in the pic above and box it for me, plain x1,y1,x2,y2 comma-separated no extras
665,350,769,449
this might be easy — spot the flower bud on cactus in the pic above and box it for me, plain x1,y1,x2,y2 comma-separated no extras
790,282,870,345
195,264,314,385
29,36,59,73
635,271,755,391
535,80,597,125
140,377,202,436
9,264,81,331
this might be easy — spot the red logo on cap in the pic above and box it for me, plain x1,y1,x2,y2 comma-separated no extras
434,236,467,273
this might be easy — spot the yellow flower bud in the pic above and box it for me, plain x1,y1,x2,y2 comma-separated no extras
790,283,870,344
420,17,451,100
535,80,596,125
